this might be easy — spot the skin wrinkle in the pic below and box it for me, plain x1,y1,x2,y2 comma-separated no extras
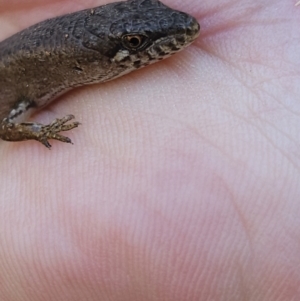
223,104,300,172
210,20,300,170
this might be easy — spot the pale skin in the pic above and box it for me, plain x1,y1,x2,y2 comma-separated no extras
0,0,299,300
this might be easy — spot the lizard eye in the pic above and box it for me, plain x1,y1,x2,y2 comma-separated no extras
122,34,148,50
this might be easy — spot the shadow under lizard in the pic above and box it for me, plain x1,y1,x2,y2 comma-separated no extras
0,0,200,148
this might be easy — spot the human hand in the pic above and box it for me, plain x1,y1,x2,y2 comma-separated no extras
0,0,299,300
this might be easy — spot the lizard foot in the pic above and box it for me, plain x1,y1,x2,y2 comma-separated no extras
0,114,80,149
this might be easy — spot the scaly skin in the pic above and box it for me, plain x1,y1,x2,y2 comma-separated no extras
0,0,199,148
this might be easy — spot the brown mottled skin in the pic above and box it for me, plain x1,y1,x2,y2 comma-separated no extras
0,0,199,148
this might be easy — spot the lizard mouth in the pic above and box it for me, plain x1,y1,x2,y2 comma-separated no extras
146,14,200,60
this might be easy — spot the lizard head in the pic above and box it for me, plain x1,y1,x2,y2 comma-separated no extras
86,0,200,70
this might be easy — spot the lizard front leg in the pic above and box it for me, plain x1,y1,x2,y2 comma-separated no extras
0,99,80,149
